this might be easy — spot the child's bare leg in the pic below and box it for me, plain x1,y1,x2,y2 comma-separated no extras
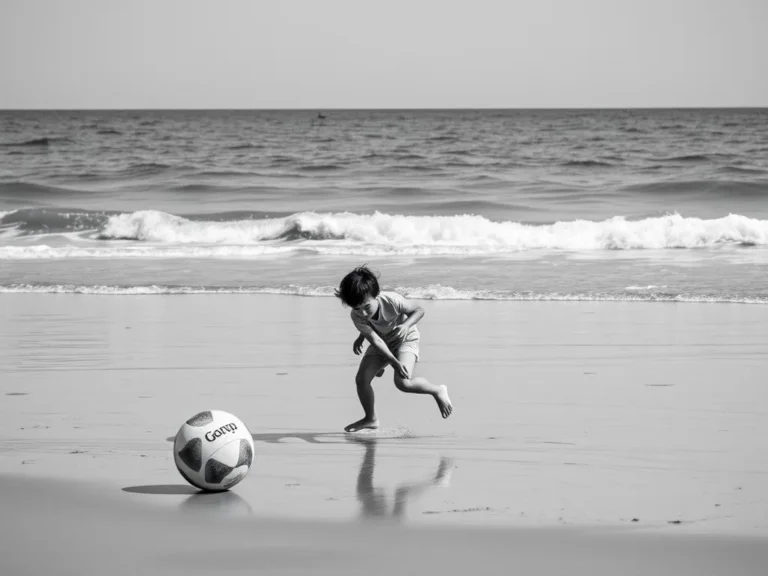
393,352,453,419
345,356,389,432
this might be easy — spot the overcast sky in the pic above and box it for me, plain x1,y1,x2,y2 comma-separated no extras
1,0,765,109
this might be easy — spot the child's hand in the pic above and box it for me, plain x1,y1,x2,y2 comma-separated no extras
353,336,365,355
391,324,409,341
391,360,410,379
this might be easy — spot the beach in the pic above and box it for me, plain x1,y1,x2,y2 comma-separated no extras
3,0,767,570
2,293,767,574
2,106,767,574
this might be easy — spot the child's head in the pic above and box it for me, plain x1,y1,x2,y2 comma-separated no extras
335,265,380,308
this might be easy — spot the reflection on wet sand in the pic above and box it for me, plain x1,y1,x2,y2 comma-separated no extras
247,432,454,522
168,431,453,522
178,490,254,518
348,435,453,521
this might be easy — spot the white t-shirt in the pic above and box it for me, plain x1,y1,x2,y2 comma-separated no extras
350,291,419,348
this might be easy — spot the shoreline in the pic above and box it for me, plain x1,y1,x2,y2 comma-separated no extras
2,284,767,305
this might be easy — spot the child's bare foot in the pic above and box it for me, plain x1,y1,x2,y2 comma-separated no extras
375,368,385,377
344,417,379,433
434,385,453,419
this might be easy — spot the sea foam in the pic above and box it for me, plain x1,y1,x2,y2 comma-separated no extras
97,210,768,251
0,283,764,304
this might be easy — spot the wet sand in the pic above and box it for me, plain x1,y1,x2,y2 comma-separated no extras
3,473,768,576
1,294,767,574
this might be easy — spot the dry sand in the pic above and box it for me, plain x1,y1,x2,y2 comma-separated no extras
1,294,767,574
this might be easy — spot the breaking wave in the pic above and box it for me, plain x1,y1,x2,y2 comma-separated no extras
3,209,767,257
96,210,768,250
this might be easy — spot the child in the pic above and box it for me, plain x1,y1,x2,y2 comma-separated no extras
335,266,453,432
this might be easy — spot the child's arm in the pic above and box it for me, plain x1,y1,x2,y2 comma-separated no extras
353,333,365,355
391,298,424,341
363,331,410,379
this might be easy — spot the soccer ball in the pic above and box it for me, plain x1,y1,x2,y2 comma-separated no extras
173,410,254,492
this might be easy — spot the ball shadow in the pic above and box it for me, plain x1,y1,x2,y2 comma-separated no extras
166,432,347,444
122,484,200,495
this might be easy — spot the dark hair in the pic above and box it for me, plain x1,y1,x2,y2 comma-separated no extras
335,265,380,307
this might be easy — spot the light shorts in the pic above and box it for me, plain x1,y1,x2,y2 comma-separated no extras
363,333,420,362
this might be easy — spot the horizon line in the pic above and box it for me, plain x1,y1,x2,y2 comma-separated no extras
1,106,767,112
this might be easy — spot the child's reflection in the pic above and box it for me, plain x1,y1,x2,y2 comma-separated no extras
347,435,454,521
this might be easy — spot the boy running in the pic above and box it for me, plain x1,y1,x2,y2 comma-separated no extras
335,266,453,432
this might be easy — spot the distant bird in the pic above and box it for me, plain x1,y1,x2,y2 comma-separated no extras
317,113,327,120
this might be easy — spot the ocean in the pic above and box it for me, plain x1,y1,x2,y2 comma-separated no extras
1,108,766,303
